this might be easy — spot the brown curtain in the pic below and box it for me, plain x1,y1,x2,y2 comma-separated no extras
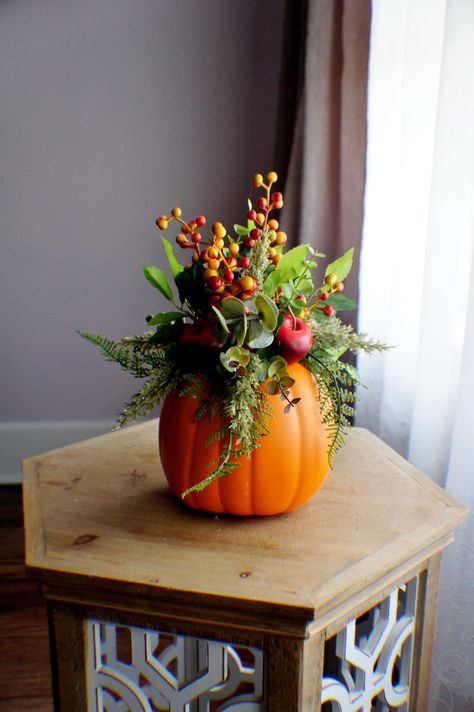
275,0,372,307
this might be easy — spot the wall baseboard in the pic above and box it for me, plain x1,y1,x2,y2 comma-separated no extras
0,421,114,484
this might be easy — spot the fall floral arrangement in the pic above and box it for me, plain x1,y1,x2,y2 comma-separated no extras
80,171,384,498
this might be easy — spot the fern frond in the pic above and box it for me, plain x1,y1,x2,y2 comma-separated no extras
113,378,165,429
305,353,354,467
308,315,388,355
79,332,150,377
205,425,229,447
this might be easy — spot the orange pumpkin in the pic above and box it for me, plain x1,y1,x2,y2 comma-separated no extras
158,362,330,516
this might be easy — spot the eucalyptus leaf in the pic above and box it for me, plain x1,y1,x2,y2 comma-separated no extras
220,345,250,372
234,314,247,347
268,355,288,378
161,237,184,279
220,296,246,319
212,306,230,333
225,346,250,365
255,293,278,332
280,376,295,389
147,311,184,325
246,320,274,349
265,381,280,395
243,298,258,315
143,265,174,300
325,248,354,282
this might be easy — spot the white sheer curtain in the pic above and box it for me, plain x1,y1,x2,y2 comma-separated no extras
356,0,474,709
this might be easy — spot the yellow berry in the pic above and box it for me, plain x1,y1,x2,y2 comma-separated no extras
267,171,278,183
252,173,263,187
268,230,277,243
192,252,200,262
215,238,224,250
238,276,254,292
229,242,239,257
267,247,277,258
171,207,182,218
207,246,219,259
203,268,218,281
256,212,265,225
156,216,169,230
275,231,287,246
325,273,338,287
272,253,281,265
212,222,226,239
208,258,220,270
268,218,279,230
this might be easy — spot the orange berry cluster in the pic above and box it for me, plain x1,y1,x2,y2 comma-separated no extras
155,171,286,307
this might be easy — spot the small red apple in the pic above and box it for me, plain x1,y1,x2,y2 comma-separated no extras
274,314,313,364
179,320,220,349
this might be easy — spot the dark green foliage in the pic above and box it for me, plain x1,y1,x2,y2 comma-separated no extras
78,332,152,378
304,353,356,466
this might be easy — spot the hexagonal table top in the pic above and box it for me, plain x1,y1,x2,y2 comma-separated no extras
23,421,467,627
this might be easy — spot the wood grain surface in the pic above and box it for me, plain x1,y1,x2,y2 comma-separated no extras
23,421,468,632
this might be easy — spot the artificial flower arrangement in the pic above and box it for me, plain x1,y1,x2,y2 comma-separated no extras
80,171,384,514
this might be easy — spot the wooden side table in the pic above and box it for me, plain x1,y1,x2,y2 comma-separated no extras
23,421,467,711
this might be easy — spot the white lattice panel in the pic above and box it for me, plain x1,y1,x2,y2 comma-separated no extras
321,579,418,711
85,620,265,711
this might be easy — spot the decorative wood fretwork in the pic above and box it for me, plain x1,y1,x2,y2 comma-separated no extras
85,619,265,711
321,579,418,711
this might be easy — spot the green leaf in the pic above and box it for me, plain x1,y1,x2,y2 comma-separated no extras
325,248,354,282
143,265,174,300
265,381,280,395
263,245,309,296
327,292,357,311
220,345,250,372
325,345,349,360
268,355,288,378
290,298,306,311
341,362,360,380
234,224,249,237
243,298,258,315
234,314,247,346
220,296,246,320
211,306,230,333
146,311,184,325
307,246,326,258
161,237,184,278
255,293,278,332
246,320,274,349
228,345,250,365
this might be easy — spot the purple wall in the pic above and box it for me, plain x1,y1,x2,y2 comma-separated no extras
0,0,285,421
